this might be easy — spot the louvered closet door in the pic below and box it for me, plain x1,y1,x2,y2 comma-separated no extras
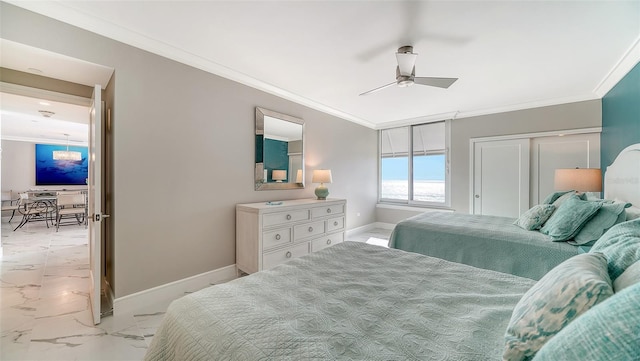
473,139,530,218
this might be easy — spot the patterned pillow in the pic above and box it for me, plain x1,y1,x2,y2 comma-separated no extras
540,195,602,241
532,281,640,361
503,253,613,361
570,202,628,245
513,204,556,230
590,218,640,281
613,260,640,293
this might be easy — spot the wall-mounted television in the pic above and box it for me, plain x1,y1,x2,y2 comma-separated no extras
35,144,89,186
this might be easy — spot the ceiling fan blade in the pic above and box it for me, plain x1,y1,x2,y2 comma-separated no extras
359,81,396,96
413,77,458,89
396,52,417,76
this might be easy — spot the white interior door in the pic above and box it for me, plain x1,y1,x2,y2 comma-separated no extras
88,85,103,325
473,139,530,217
531,133,600,205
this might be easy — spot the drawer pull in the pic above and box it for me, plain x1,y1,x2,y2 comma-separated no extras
308,226,314,232
333,221,338,226
286,214,292,220
286,251,292,258
275,234,281,240
326,239,332,245
327,208,332,214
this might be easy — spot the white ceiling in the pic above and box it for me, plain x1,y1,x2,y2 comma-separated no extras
4,1,640,130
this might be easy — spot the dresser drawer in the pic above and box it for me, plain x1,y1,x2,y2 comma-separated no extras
263,209,309,227
262,242,309,269
311,204,344,219
327,216,344,232
311,232,344,252
262,228,291,250
293,220,325,240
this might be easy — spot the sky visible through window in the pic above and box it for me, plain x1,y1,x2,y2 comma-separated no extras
382,155,445,180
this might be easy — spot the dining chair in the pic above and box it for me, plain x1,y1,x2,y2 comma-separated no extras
14,192,54,231
55,192,87,232
1,190,20,222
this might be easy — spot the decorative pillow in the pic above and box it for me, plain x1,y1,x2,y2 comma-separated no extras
503,253,613,361
532,282,640,361
613,260,640,293
570,202,628,245
551,191,584,207
590,218,640,281
513,204,556,230
541,190,573,204
540,195,602,241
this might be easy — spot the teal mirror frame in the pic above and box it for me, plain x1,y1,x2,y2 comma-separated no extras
255,107,305,190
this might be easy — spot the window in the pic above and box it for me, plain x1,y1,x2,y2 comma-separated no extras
380,121,449,207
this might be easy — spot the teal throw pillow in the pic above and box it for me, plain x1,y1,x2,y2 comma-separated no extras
513,204,556,230
541,190,573,204
570,202,628,246
503,253,613,361
613,260,640,293
540,195,602,241
590,218,640,281
532,281,640,361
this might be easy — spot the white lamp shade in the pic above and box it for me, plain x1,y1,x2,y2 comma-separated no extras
272,170,287,181
554,168,602,192
312,169,332,184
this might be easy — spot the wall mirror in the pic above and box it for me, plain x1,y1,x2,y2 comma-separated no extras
255,107,304,190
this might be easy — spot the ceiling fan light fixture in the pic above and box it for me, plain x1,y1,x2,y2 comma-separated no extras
397,77,414,88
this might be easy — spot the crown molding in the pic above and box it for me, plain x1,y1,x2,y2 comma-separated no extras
593,36,640,97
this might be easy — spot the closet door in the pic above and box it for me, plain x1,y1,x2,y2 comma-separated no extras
473,139,530,217
531,133,600,206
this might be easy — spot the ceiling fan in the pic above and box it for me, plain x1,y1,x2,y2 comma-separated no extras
359,46,458,96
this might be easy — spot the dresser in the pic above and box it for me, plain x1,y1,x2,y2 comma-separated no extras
236,198,346,274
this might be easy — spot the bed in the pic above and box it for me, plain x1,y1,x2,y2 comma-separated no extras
145,241,536,360
388,212,580,280
389,143,640,280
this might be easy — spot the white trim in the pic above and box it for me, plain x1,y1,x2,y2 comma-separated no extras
113,264,237,316
594,36,640,97
346,222,396,238
469,127,601,143
375,203,454,213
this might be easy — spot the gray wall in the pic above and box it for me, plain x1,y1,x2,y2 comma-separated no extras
1,140,34,194
1,3,378,298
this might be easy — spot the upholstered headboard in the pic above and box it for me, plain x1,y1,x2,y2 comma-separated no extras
604,143,640,208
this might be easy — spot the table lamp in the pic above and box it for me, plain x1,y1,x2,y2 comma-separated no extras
272,170,287,183
554,168,602,194
312,169,332,200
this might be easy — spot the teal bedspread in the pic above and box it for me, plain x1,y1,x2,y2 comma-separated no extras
145,242,535,361
389,212,581,280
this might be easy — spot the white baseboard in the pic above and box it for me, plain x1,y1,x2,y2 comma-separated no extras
113,264,237,316
346,222,395,237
